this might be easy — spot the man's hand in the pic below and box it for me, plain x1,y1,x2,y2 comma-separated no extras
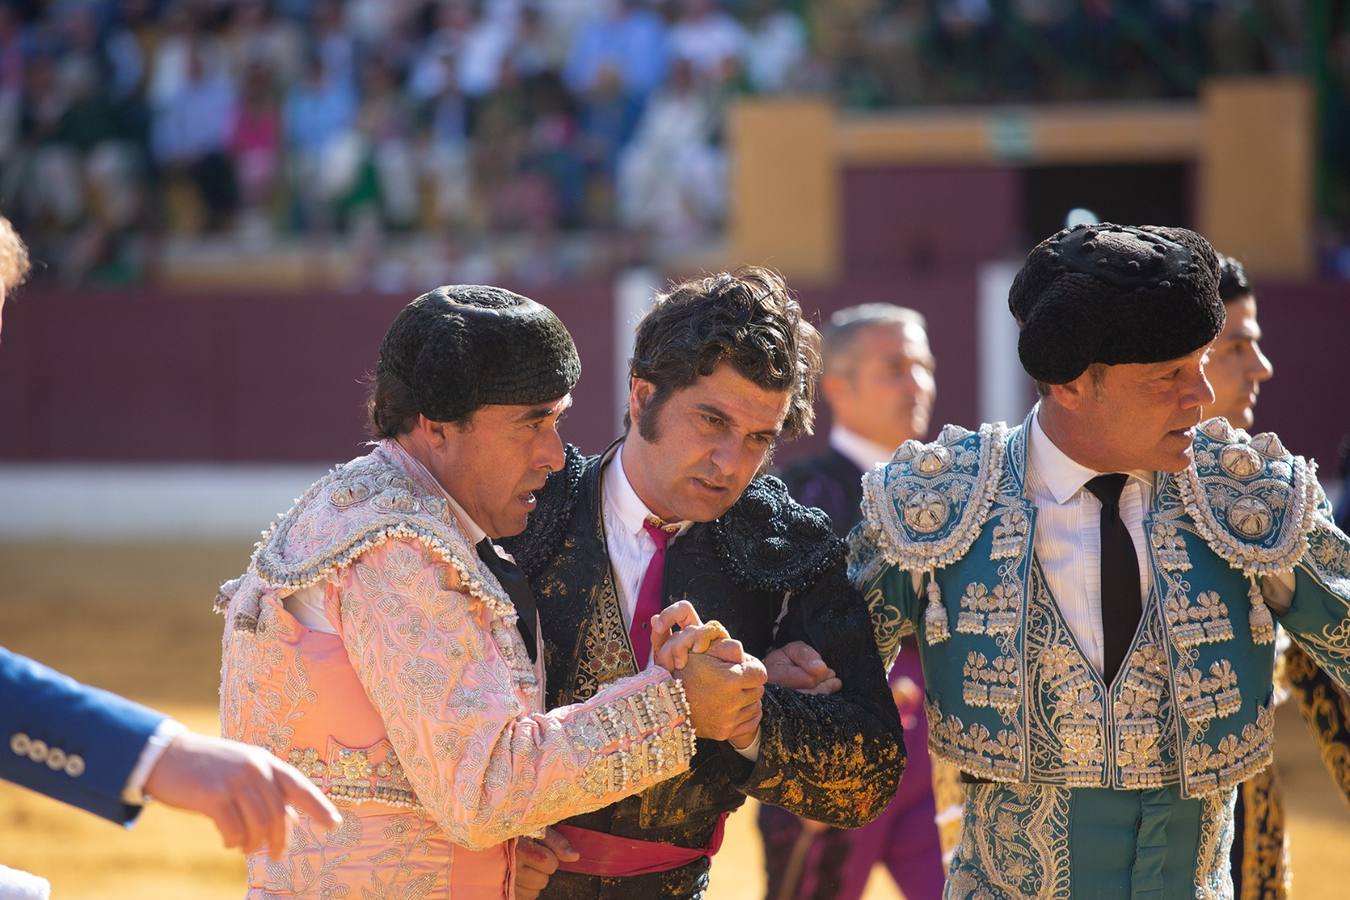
515,827,578,899
143,730,342,860
677,650,767,742
764,641,842,695
652,620,740,672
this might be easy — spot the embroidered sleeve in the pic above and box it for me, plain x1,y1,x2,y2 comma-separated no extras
848,523,918,671
335,539,695,850
1281,502,1350,696
741,559,907,827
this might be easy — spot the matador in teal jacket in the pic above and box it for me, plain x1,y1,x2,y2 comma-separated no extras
850,223,1350,899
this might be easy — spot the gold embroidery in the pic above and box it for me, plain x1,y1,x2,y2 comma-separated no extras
1181,418,1319,578
1166,589,1235,648
948,783,1072,899
1113,620,1176,790
1025,561,1107,787
570,559,639,704
864,577,911,671
287,741,422,811
1176,660,1242,726
956,582,1021,637
1195,788,1237,899
962,651,1021,718
926,699,1023,781
1237,767,1290,899
1183,703,1274,795
1286,641,1350,806
860,422,1008,573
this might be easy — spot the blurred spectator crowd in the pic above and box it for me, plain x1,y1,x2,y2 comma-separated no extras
0,0,1346,286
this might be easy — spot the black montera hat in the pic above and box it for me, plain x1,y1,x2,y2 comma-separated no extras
1009,223,1225,384
377,285,581,422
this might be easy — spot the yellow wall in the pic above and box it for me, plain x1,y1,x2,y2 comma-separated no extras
1199,79,1314,278
729,81,1313,280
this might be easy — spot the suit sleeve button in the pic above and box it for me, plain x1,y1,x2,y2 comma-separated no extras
65,754,85,777
27,740,48,763
9,733,30,756
46,748,66,771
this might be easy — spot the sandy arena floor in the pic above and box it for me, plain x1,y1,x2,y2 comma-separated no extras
2,540,1348,898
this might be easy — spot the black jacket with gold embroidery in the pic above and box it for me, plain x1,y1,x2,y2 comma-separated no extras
502,445,905,899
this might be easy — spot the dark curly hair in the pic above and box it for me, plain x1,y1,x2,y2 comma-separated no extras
627,266,821,442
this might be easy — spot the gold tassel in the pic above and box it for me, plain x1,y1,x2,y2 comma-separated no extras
924,570,950,644
1248,576,1275,645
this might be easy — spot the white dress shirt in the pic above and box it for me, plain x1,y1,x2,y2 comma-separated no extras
1025,411,1155,676
601,442,692,654
1020,410,1294,675
830,424,896,476
602,442,760,759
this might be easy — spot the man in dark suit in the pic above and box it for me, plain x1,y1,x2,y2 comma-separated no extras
0,216,339,897
765,303,945,900
503,269,905,899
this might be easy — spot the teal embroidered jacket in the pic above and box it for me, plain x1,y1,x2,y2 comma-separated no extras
850,412,1350,898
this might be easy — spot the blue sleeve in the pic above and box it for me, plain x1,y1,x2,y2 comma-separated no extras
0,647,166,825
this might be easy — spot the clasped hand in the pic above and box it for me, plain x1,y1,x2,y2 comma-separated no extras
648,601,765,749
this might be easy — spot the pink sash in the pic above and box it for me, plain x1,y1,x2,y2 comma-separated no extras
553,813,728,878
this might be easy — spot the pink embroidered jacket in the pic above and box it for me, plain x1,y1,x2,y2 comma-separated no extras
216,442,695,897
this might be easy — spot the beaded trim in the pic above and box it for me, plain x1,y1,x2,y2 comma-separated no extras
859,422,1008,573
248,451,517,625
286,742,422,811
580,678,697,795
1179,418,1319,578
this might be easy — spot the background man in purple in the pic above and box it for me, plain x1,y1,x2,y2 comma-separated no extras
763,303,944,900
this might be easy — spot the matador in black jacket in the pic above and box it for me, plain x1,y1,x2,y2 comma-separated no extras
503,268,904,898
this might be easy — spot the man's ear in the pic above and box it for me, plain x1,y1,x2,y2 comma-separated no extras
818,371,847,411
628,377,655,424
415,414,450,447
1046,373,1089,412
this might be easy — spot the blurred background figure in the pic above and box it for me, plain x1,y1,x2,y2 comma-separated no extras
1206,254,1275,431
763,303,944,900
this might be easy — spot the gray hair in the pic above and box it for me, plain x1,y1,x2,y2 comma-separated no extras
822,303,926,374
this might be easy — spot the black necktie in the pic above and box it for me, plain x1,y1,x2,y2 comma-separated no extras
1085,474,1141,685
475,538,538,663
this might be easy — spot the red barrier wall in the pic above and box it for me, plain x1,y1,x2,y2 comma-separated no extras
0,278,1345,470
0,283,617,463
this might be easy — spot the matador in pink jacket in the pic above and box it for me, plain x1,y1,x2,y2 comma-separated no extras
216,285,764,897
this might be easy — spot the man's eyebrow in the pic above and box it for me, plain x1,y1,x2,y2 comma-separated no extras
514,399,570,423
694,402,781,438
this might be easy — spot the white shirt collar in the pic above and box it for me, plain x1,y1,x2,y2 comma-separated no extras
1027,408,1153,506
830,424,896,474
603,441,691,539
384,439,489,545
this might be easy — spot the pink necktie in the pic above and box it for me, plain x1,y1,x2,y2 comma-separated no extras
630,518,676,670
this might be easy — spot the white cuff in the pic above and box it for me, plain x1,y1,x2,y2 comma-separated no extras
121,719,188,806
731,728,761,762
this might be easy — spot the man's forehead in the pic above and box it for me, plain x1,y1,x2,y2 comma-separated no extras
684,366,791,427
848,320,926,353
1135,343,1212,371
481,395,572,421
